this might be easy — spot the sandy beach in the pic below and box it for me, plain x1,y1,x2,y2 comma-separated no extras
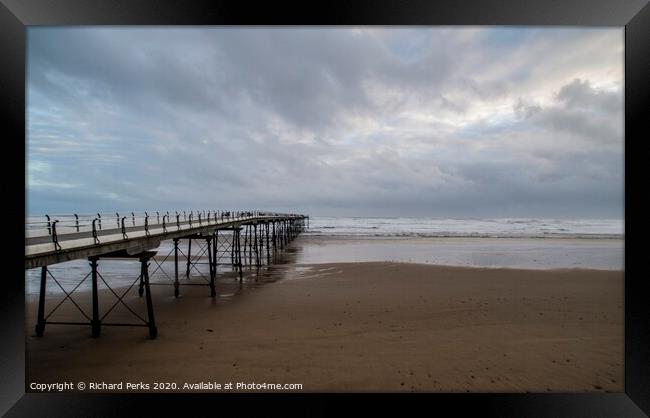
25,261,623,393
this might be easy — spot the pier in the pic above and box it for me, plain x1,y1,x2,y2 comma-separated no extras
25,210,308,339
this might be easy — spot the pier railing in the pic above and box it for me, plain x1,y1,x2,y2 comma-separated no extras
26,210,299,238
25,210,308,269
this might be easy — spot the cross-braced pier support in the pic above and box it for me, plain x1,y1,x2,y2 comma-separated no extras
154,228,244,296
35,251,158,339
235,218,308,268
212,227,243,280
158,233,217,298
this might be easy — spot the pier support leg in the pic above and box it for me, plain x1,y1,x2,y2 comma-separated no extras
35,266,47,337
173,238,179,297
141,256,157,339
248,225,253,265
207,237,216,297
272,222,276,255
243,225,248,261
186,238,192,277
213,231,218,278
236,228,243,280
282,221,286,248
231,231,235,265
90,257,101,338
254,224,260,267
266,222,270,264
138,269,144,297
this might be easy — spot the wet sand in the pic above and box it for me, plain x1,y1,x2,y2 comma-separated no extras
25,261,623,392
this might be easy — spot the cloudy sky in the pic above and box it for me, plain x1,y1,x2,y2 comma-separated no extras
27,27,623,218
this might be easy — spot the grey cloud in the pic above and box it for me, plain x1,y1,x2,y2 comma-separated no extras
515,78,622,147
556,78,622,113
27,28,623,218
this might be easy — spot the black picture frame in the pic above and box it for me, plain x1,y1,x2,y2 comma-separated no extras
1,0,648,416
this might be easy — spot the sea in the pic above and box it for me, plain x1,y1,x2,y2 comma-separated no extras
303,216,623,239
25,216,624,296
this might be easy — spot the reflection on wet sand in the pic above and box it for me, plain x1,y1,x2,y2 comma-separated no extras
154,243,308,304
